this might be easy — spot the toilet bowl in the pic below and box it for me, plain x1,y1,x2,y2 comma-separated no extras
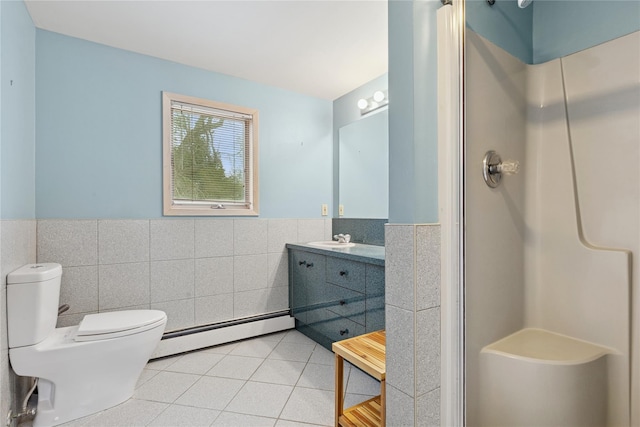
7,263,167,427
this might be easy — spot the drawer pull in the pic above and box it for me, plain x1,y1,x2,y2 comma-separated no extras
339,300,346,306
306,262,314,268
339,270,348,276
339,328,349,336
298,260,307,266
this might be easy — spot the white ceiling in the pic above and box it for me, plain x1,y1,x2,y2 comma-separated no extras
24,0,388,100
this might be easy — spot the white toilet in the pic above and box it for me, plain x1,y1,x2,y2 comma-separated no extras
7,263,167,427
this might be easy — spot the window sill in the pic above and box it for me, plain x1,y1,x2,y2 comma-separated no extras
163,205,259,217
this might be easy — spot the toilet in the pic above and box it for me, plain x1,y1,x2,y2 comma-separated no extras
7,263,167,427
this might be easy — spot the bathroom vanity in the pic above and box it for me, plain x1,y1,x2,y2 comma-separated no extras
286,242,385,350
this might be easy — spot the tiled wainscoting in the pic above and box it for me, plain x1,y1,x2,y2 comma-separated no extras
385,224,441,426
0,220,37,424
36,219,332,332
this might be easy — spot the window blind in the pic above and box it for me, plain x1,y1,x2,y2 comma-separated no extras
170,100,253,208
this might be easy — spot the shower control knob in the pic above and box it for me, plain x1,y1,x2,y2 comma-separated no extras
498,160,520,175
483,150,521,188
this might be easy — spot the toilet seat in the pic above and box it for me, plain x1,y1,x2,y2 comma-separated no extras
75,310,166,342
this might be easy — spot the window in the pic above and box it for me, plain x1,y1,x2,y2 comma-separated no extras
163,92,259,216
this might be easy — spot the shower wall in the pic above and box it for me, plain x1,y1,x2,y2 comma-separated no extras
464,30,528,424
466,30,639,425
524,32,637,425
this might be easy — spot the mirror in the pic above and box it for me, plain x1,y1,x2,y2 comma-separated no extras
338,109,388,218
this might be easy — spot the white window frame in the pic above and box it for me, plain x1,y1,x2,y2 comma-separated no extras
162,92,259,216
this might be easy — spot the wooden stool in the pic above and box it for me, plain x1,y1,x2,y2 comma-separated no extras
332,330,386,427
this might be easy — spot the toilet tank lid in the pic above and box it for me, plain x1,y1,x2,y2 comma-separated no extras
7,263,62,284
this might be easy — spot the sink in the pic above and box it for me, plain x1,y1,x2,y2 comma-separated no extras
307,241,355,249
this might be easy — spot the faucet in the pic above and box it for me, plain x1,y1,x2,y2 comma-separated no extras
333,233,351,244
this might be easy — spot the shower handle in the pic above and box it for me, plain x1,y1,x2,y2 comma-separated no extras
483,150,520,188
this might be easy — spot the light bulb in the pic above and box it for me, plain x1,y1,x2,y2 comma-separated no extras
370,101,379,110
373,91,385,103
357,99,368,110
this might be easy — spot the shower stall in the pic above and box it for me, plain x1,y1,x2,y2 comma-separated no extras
439,1,640,425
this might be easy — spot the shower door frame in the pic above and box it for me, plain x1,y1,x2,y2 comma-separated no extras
437,0,466,425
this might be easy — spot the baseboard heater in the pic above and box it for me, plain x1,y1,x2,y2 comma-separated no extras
150,311,295,359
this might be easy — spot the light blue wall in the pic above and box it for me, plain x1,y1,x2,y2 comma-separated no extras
466,0,533,64
0,1,2,221
332,73,387,217
387,0,439,224
35,30,332,219
1,1,35,219
533,0,640,64
466,0,639,65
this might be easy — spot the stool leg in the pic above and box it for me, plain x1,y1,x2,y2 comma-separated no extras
380,378,386,427
335,354,344,427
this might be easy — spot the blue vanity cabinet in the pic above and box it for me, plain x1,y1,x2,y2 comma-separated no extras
365,264,385,333
288,245,385,350
290,250,326,326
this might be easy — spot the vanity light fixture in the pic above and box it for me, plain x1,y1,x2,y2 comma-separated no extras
358,90,388,116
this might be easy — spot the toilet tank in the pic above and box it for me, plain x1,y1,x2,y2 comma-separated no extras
7,263,62,348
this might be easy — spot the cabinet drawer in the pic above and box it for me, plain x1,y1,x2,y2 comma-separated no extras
316,311,365,343
326,258,366,293
326,283,365,326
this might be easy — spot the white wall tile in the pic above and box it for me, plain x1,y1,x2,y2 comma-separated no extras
297,219,325,243
150,259,195,303
0,350,11,423
195,294,234,325
385,225,415,310
99,262,150,310
195,219,234,258
416,307,440,395
386,384,416,427
324,218,333,241
57,311,94,328
0,360,7,427
234,286,288,318
37,219,97,266
59,265,98,314
234,254,268,292
416,387,441,427
195,257,234,297
152,299,195,332
234,220,268,255
150,219,194,261
98,219,149,264
102,304,150,313
268,252,288,288
267,219,298,253
416,225,441,311
386,304,415,397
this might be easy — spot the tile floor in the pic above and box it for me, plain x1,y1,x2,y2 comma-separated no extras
57,329,381,427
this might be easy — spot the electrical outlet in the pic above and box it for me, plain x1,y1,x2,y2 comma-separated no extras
321,204,328,216
339,205,344,216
